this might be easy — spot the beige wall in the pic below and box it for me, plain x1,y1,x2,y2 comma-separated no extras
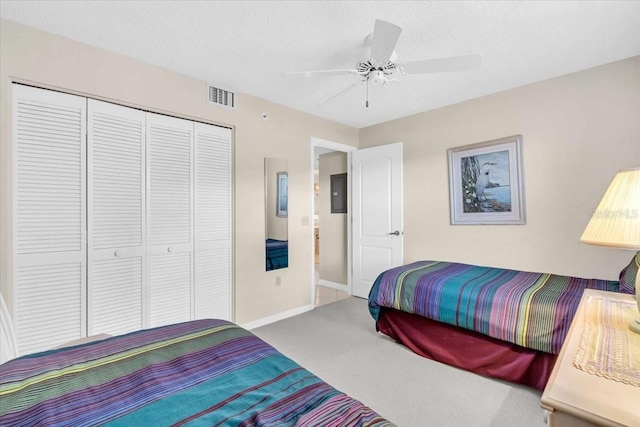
318,152,348,284
360,56,640,280
2,19,638,330
0,19,359,325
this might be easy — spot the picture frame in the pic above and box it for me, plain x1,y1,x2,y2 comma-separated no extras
447,135,525,225
276,171,288,218
330,173,347,214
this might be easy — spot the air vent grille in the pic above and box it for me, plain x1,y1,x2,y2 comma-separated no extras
208,85,235,108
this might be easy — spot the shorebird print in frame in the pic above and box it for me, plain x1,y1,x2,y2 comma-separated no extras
448,135,525,225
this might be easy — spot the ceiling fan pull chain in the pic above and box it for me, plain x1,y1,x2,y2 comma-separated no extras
366,78,370,108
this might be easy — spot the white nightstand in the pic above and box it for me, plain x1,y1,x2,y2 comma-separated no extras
541,289,640,426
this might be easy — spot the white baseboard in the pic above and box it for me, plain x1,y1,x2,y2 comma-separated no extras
241,304,314,330
317,279,348,291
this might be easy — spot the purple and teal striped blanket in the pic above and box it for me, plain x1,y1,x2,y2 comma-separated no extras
368,261,619,354
0,319,394,426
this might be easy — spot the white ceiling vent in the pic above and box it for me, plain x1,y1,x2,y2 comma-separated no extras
208,84,235,108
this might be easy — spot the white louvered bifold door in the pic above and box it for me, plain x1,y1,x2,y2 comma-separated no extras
194,123,232,320
87,100,146,336
12,84,87,355
146,113,194,327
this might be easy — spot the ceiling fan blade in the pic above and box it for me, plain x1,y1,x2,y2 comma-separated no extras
370,20,402,64
283,69,358,78
318,79,365,107
402,54,483,74
394,80,428,106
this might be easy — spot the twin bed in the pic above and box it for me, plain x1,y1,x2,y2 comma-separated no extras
0,319,393,426
368,254,637,390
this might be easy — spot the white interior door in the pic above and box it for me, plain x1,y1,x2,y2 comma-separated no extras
351,142,403,298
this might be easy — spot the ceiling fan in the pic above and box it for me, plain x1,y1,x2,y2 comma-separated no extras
284,20,482,108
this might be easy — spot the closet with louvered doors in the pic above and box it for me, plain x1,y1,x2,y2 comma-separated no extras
11,84,233,356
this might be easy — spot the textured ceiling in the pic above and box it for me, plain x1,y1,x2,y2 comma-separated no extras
2,1,639,129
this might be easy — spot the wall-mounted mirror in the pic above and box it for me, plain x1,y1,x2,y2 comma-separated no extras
265,158,288,271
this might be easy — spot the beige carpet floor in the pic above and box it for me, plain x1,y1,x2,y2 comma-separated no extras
252,297,545,427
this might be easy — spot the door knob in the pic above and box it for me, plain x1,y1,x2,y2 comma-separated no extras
388,230,401,236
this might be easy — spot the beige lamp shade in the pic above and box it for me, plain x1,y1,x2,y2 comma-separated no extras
580,168,640,249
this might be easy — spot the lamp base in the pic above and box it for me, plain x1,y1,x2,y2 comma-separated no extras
631,317,640,334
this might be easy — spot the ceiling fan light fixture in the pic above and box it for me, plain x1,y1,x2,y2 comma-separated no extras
369,69,386,86
286,19,482,108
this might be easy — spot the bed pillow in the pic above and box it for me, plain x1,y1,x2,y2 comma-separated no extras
618,251,639,294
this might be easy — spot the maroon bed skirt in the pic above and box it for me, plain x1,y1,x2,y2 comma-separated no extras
376,308,557,390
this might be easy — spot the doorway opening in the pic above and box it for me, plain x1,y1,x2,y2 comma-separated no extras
310,138,355,307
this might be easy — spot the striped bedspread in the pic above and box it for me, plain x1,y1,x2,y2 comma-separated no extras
368,261,619,354
0,319,394,426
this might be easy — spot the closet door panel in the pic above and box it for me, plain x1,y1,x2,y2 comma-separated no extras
147,113,194,326
148,114,193,246
194,123,232,320
195,248,231,319
87,100,146,335
194,124,231,242
12,84,87,355
15,262,83,355
149,252,192,327
91,257,143,335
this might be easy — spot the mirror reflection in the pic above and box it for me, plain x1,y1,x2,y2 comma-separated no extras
265,158,288,271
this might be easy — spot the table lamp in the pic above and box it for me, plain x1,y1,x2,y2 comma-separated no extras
580,167,640,333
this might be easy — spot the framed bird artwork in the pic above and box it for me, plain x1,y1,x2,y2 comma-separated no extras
447,135,525,225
